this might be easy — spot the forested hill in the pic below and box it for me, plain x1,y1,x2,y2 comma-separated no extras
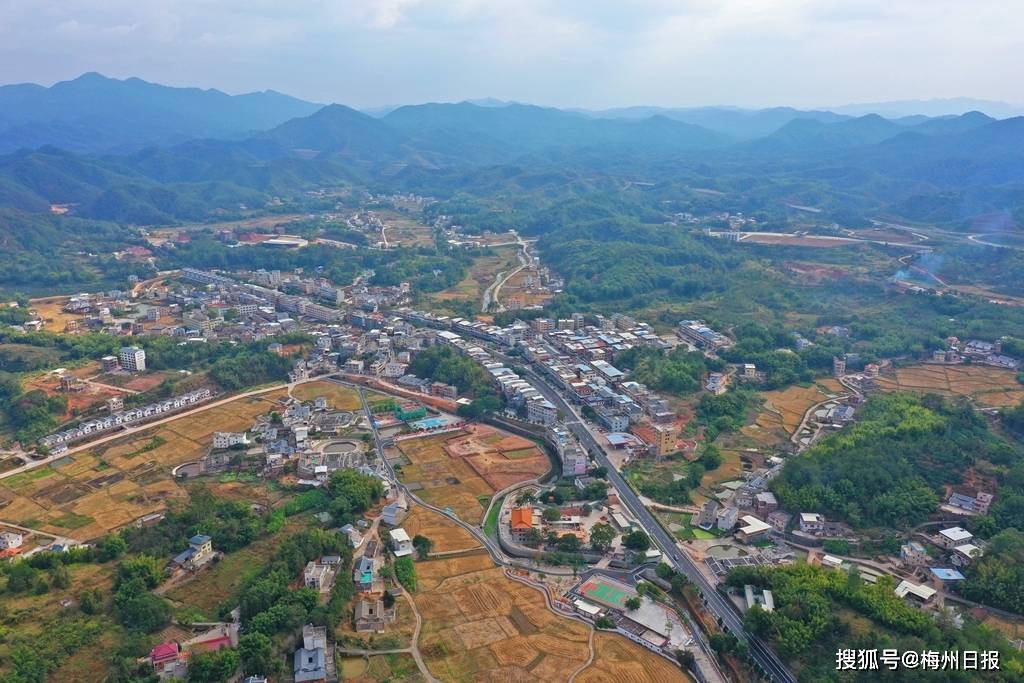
772,392,1024,532
0,73,322,154
0,77,1023,228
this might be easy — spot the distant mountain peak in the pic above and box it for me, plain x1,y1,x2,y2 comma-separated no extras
0,73,322,154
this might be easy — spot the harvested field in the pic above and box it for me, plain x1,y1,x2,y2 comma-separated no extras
291,380,363,411
757,380,845,436
381,214,436,248
397,425,549,523
576,633,691,683
0,392,283,539
401,505,482,553
416,555,590,682
411,506,678,683
876,364,1023,406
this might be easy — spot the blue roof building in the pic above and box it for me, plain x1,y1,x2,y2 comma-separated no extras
930,567,966,582
293,647,326,682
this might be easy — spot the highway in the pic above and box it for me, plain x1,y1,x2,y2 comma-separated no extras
519,364,797,683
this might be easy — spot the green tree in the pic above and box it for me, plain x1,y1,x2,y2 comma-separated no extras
588,523,616,553
622,530,651,552
98,533,128,561
412,534,432,559
239,633,273,677
394,557,417,592
188,648,240,682
557,534,582,552
116,592,172,633
624,597,641,610
79,587,104,615
116,555,163,590
5,561,38,593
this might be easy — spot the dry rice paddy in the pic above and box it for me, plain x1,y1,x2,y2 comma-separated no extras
411,508,687,682
291,380,363,411
0,392,284,539
576,633,692,683
749,378,846,441
400,505,482,554
397,425,550,523
876,364,1023,406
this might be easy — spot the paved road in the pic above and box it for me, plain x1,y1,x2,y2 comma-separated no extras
0,375,327,482
519,365,796,683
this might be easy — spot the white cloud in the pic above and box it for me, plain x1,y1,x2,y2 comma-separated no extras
0,0,1020,107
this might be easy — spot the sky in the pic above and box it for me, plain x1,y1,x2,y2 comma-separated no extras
1,0,1021,110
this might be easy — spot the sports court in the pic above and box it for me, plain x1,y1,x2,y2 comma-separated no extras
578,575,638,610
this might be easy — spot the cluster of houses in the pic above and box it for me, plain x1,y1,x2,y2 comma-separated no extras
147,622,239,680
931,337,1021,370
39,388,214,451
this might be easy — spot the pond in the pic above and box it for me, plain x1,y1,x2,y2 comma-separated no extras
706,544,749,559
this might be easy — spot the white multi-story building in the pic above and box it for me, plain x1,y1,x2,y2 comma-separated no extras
212,432,249,449
119,346,146,372
527,398,558,426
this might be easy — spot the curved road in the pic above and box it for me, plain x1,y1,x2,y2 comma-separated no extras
516,365,796,683
481,233,533,313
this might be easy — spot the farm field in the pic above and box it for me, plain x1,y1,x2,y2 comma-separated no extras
876,364,1024,406
381,213,436,247
411,506,686,682
0,392,285,540
291,380,363,411
396,424,550,523
401,505,482,554
415,553,593,681
576,633,691,683
498,266,554,308
429,246,519,308
748,379,846,440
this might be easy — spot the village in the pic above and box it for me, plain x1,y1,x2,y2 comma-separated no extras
3,254,1024,683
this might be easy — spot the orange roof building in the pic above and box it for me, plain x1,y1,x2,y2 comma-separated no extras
510,507,534,533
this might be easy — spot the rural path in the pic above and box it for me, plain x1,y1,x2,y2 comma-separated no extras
0,520,79,554
481,233,532,312
789,394,847,449
645,500,701,515
0,374,334,482
400,590,439,682
82,376,141,395
568,617,597,683
336,591,439,683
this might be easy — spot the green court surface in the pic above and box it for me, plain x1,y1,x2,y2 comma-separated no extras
580,577,636,609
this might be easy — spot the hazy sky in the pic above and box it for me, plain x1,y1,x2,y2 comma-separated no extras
1,0,1021,109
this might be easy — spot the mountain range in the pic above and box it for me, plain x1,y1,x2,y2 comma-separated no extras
0,73,1022,229
0,73,322,154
